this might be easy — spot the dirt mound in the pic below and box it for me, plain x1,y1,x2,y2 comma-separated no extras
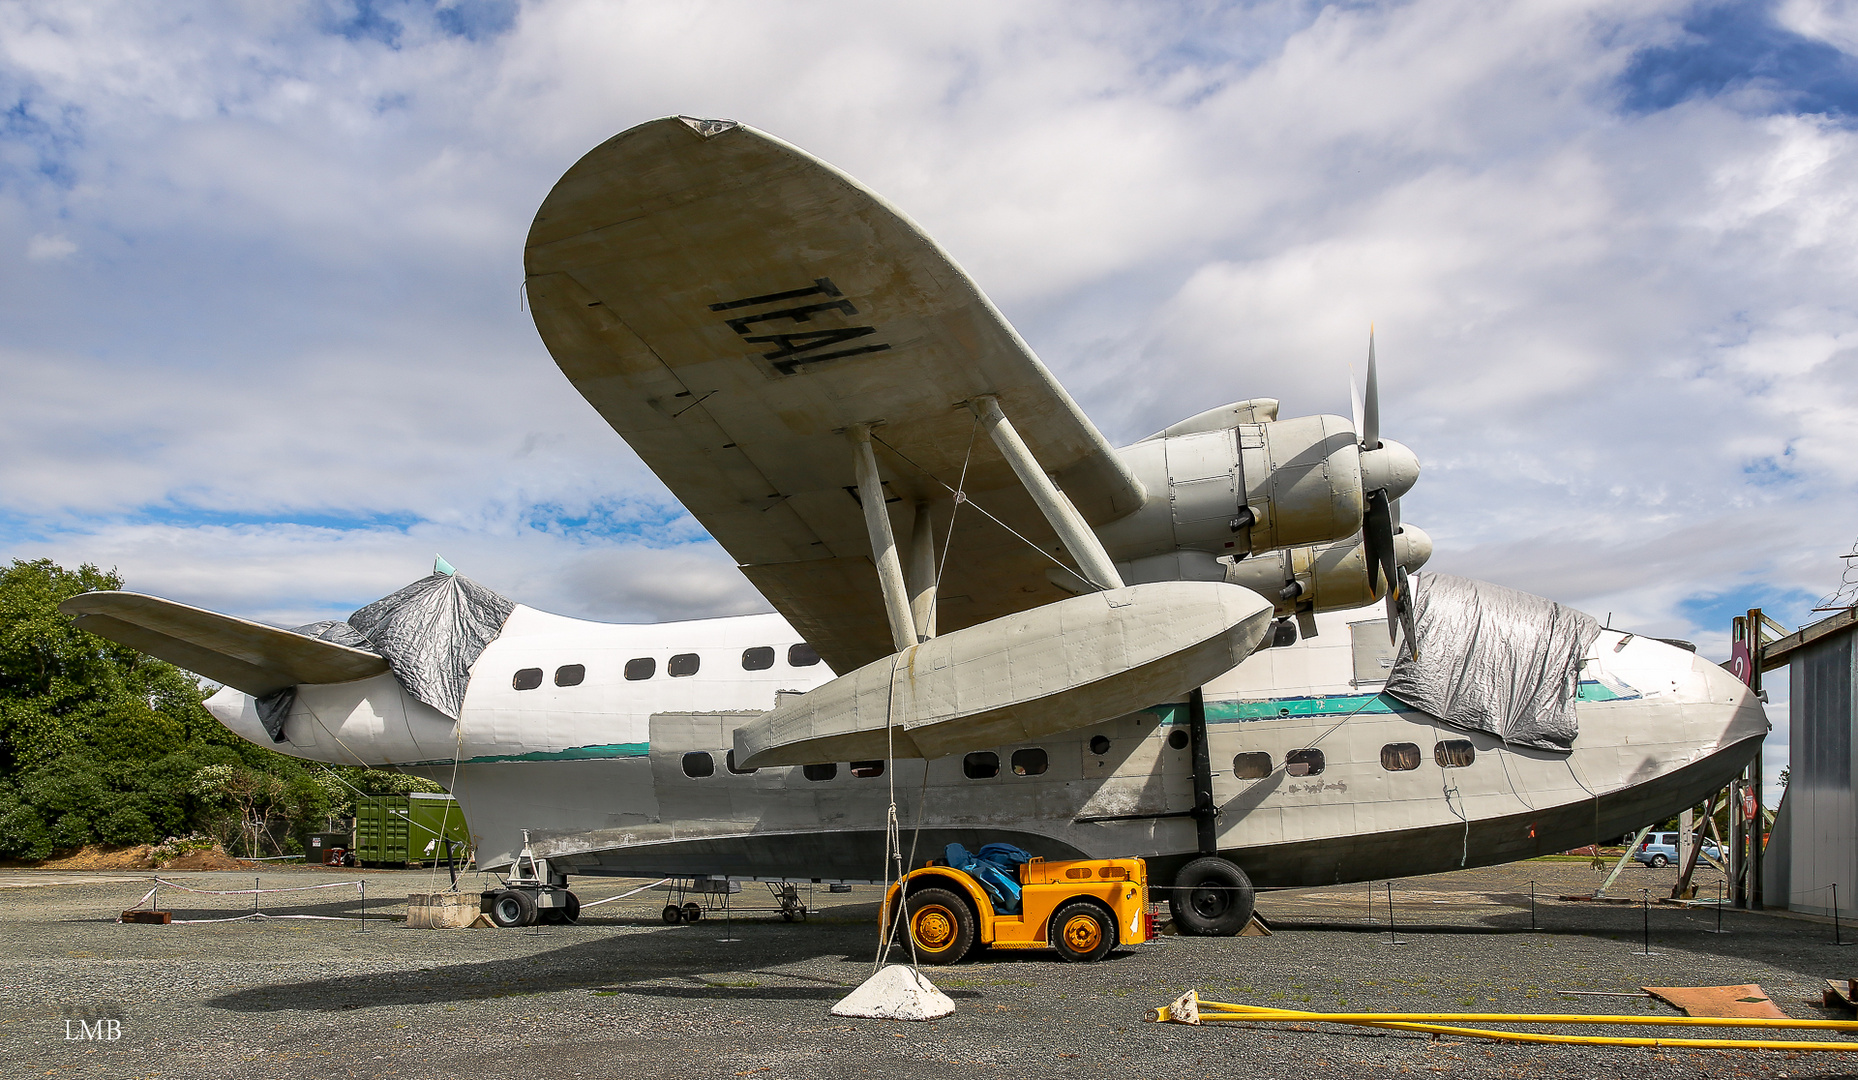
33,845,158,870
161,846,247,871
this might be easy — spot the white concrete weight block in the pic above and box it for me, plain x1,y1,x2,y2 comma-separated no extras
830,964,955,1021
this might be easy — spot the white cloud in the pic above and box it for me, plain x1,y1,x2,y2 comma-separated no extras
25,233,74,260
0,0,1854,666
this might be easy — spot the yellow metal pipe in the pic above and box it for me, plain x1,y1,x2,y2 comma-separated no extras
1147,1000,1858,1051
1191,1001,1858,1030
1196,1016,1858,1051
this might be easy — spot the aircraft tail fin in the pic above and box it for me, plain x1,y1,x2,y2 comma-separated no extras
58,591,391,697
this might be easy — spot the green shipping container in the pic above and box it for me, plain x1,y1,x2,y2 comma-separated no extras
353,793,472,868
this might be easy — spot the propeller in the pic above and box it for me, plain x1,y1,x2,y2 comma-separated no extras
1350,328,1424,657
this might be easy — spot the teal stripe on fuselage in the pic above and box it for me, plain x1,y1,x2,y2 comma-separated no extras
402,741,650,766
1148,693,1406,725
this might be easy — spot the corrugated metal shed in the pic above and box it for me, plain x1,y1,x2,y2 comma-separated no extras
1764,609,1858,917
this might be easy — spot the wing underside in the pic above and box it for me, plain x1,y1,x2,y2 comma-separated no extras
526,117,1147,671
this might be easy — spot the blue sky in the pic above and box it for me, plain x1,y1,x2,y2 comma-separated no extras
5,0,1857,799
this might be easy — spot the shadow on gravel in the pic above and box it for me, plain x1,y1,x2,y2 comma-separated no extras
207,925,876,1012
594,983,981,1002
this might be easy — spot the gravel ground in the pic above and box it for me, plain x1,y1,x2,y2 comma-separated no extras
6,858,1857,1079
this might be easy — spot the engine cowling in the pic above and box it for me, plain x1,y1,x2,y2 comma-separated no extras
1099,414,1366,561
1224,526,1434,616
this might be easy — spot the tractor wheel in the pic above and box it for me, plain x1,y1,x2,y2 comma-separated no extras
1169,857,1256,936
901,887,975,965
1050,900,1116,962
489,888,537,928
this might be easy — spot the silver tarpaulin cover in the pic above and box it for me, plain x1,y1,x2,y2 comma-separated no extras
1384,573,1600,751
346,573,515,720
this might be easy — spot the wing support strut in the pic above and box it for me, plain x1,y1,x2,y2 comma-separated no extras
972,395,1125,592
851,423,920,652
905,501,938,641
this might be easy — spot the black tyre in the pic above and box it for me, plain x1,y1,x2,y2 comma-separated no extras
1649,854,1670,868
901,887,976,965
1169,856,1255,936
539,891,581,925
682,902,703,922
489,888,537,928
662,904,683,924
1049,900,1116,962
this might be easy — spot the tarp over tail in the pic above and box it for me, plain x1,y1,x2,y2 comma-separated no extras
1384,573,1600,752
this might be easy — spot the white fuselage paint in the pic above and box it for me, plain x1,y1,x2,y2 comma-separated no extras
205,606,1768,886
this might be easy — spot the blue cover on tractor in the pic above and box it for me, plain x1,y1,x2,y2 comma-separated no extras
944,843,1032,915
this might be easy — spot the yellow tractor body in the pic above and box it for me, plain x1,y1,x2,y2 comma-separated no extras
882,855,1151,963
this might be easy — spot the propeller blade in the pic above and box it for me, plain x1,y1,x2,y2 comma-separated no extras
1363,328,1381,451
1394,566,1419,660
1363,488,1397,598
1349,365,1365,444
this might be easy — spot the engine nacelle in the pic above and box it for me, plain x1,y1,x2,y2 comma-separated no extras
1224,525,1434,616
1100,413,1365,561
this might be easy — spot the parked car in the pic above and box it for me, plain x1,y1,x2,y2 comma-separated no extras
1634,832,1722,868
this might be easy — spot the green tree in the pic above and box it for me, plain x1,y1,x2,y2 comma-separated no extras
0,559,292,858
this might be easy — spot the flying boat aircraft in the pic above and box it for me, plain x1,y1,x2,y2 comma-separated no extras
61,117,1766,935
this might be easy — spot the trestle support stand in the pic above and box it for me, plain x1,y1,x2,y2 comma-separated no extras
483,832,580,928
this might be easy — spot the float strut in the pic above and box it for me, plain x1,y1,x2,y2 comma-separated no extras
850,424,918,653
972,395,1124,591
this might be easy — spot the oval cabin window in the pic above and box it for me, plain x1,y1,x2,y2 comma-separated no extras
1011,748,1048,777
788,643,821,667
1232,752,1272,779
1285,749,1325,776
850,760,885,778
1381,743,1422,771
512,668,543,691
668,653,700,677
725,749,757,775
963,752,998,779
554,664,585,687
1435,740,1476,768
803,762,837,782
624,657,655,681
682,752,714,778
741,646,775,671
1089,735,1111,756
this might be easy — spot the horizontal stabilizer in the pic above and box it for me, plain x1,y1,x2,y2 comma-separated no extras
734,581,1274,768
59,591,390,697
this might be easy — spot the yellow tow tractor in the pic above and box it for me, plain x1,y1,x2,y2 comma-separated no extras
882,846,1153,964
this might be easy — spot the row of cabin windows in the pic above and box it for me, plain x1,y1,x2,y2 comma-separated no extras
680,737,1476,781
511,643,821,690
678,747,1051,780
1227,740,1477,779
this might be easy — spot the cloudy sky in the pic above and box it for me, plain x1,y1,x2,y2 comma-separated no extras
6,0,1855,795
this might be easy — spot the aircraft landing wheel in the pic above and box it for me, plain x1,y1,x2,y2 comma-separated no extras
1050,900,1115,963
682,902,703,922
489,888,537,928
662,904,683,924
902,887,975,965
1169,856,1255,936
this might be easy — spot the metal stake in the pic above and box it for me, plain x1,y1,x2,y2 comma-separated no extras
254,876,260,916
1384,882,1404,946
359,879,368,932
1639,889,1657,955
